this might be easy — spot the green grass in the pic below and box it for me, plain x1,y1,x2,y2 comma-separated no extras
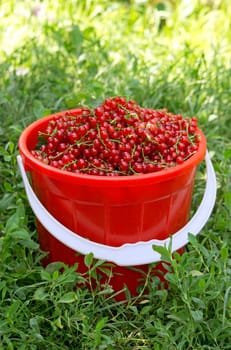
0,0,231,349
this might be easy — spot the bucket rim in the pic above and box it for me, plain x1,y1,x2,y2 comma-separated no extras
18,109,207,184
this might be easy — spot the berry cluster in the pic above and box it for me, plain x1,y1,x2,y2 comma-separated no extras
31,97,200,176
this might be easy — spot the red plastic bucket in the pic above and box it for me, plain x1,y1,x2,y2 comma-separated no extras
18,109,209,300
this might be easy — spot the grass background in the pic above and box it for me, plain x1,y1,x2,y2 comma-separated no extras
0,0,230,349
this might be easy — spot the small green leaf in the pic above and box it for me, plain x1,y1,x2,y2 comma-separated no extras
45,261,65,273
52,270,59,281
164,272,178,285
29,317,39,329
10,229,30,240
188,233,200,248
4,182,13,191
58,291,77,304
198,278,206,290
5,212,20,233
167,311,189,323
155,289,168,301
7,141,15,154
128,305,138,315
0,193,15,210
84,252,94,268
33,287,49,301
15,288,27,301
95,317,108,331
9,229,39,249
6,300,20,320
21,239,39,250
40,270,52,282
191,297,206,309
98,266,113,277
190,270,203,277
152,244,172,262
140,305,152,315
91,259,105,269
55,316,63,329
191,310,203,322
220,246,229,262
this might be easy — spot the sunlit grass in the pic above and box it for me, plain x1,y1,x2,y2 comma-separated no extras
1,0,230,63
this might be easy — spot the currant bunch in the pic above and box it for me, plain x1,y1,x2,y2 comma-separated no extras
31,97,200,176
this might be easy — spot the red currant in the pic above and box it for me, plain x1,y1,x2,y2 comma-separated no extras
32,100,200,175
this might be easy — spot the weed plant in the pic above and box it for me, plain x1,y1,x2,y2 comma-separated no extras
0,0,230,349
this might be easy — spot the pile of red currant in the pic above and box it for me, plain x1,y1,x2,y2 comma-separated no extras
31,97,200,176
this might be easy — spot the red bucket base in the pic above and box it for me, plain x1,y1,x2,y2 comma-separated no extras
37,221,184,301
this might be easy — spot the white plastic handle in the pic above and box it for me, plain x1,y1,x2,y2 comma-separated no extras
17,151,216,266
